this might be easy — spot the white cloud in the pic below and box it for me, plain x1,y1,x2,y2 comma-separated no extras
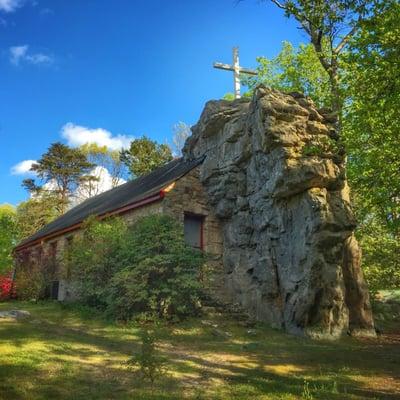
61,123,133,151
9,45,27,65
9,44,53,66
10,159,36,175
0,0,22,13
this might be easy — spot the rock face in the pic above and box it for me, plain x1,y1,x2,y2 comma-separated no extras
183,86,375,339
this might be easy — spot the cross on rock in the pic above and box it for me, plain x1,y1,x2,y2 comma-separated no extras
213,47,257,99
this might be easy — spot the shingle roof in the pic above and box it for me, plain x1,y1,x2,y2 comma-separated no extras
16,157,203,249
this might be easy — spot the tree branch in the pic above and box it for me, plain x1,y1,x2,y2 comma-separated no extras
270,0,286,10
334,25,358,54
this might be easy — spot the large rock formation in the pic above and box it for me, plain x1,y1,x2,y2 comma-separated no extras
184,86,375,339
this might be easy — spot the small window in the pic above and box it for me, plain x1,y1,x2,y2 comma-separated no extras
51,281,59,300
184,214,204,249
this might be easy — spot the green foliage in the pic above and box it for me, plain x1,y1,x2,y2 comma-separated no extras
16,194,61,240
302,136,340,157
243,41,331,108
120,136,173,178
340,0,400,291
0,204,17,274
356,221,400,293
222,93,236,101
127,318,167,384
79,143,128,186
343,0,400,235
14,264,47,301
301,379,313,400
108,215,206,320
25,142,94,213
63,214,206,320
267,0,370,115
302,144,322,157
63,216,128,309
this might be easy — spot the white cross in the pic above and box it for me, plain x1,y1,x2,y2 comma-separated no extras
213,47,257,99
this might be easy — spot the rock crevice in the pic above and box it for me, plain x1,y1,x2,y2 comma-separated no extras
184,86,375,339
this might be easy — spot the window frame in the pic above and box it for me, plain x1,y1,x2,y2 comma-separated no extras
183,212,205,250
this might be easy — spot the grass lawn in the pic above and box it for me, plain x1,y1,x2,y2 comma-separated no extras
0,301,399,400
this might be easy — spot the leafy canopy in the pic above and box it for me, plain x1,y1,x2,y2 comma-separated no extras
23,142,94,213
16,193,62,241
120,136,173,178
242,41,330,108
268,0,371,115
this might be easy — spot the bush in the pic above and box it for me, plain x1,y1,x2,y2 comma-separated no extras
0,272,15,300
63,214,207,320
14,263,47,300
127,317,167,384
62,216,128,309
107,215,206,320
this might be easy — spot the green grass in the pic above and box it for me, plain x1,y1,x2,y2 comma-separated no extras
0,301,399,400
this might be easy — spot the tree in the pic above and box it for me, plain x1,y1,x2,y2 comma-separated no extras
16,194,61,240
80,143,128,187
120,136,173,178
62,216,128,309
242,41,330,107
171,121,191,156
267,0,370,120
0,204,17,274
26,143,94,213
342,0,400,290
343,0,400,234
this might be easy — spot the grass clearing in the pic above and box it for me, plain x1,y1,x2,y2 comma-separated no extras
0,301,399,399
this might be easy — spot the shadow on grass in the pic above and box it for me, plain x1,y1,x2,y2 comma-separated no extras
1,301,399,400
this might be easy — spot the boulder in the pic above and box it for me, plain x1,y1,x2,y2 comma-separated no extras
184,86,375,339
0,310,31,320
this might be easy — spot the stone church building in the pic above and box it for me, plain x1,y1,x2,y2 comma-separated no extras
15,158,223,301
14,86,375,339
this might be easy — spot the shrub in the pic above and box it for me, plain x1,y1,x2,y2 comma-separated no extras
127,317,167,384
107,214,206,320
62,214,207,320
0,272,15,300
62,216,128,309
14,263,47,300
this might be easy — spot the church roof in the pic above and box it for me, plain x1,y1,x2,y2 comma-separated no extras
16,157,203,250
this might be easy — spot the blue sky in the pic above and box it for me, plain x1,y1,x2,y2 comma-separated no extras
0,0,304,205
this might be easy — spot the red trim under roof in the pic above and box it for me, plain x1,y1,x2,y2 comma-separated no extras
14,190,165,252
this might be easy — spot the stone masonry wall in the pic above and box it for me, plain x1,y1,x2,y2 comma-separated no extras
162,167,224,298
183,86,375,339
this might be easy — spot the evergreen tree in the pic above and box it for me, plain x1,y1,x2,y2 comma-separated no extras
24,142,94,213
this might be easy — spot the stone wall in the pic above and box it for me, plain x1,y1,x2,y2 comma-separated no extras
183,86,375,339
162,167,224,297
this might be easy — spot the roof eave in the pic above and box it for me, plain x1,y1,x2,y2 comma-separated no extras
14,190,165,252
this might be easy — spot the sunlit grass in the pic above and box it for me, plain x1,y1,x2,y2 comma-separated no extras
0,300,399,400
